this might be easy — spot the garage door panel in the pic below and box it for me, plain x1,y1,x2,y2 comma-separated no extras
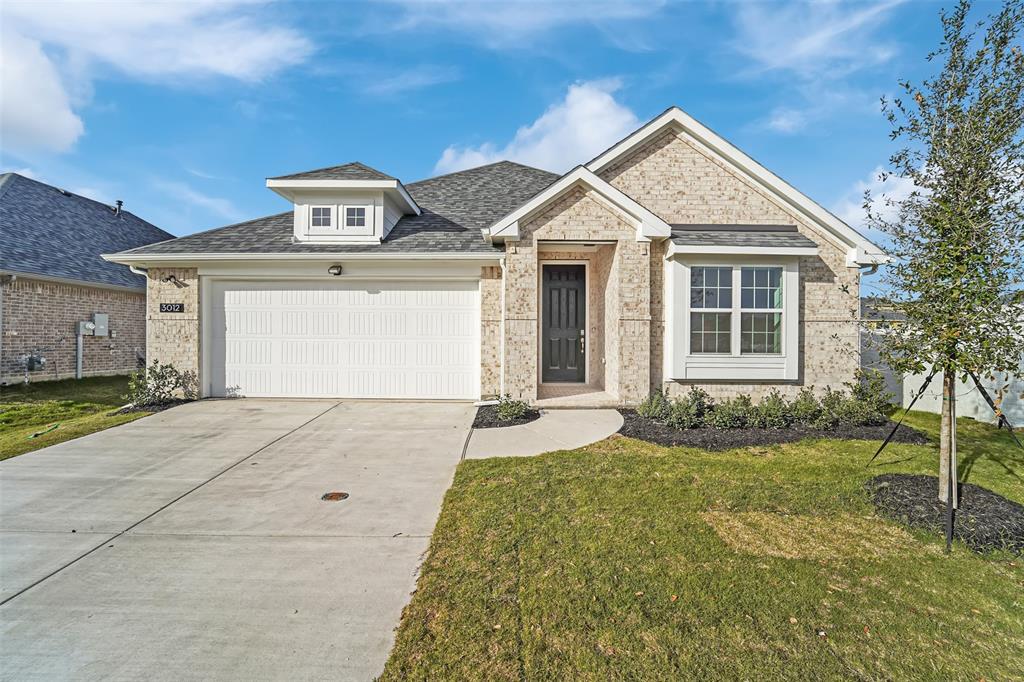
211,280,479,399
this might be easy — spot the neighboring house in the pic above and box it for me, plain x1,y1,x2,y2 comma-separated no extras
860,297,904,402
904,362,1024,426
0,173,174,385
106,107,886,405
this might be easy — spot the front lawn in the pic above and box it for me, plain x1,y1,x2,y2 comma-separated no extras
382,411,1024,680
0,375,150,460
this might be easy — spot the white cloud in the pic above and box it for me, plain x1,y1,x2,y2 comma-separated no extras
765,108,809,134
0,29,84,156
363,65,459,96
731,0,904,79
152,179,242,222
384,0,664,48
434,79,639,174
833,166,918,244
1,1,312,156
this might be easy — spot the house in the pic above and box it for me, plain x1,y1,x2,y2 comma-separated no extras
0,173,174,385
105,107,886,405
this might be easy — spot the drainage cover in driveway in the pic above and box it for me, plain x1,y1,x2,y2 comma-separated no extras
321,492,349,501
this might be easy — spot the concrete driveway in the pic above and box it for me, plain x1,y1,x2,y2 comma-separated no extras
0,399,475,681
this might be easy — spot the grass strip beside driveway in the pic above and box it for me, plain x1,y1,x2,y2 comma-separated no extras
381,412,1024,680
0,375,150,460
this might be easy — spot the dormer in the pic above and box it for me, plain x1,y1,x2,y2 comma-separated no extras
266,162,421,244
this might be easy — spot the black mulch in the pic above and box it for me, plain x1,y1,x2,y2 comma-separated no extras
867,473,1024,554
617,409,930,451
473,404,542,429
113,400,191,415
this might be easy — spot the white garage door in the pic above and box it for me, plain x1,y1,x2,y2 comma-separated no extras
208,280,479,399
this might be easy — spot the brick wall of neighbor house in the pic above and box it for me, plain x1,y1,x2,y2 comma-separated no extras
0,276,146,384
480,265,502,398
600,128,860,400
504,186,650,403
146,268,200,376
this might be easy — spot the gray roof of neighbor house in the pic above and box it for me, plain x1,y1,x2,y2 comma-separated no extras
0,173,175,289
670,224,818,249
117,161,560,256
268,161,396,181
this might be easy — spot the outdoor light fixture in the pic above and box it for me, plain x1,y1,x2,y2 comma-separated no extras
161,274,179,285
327,265,343,276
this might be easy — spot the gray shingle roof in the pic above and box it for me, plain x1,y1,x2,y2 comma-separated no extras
0,173,175,289
119,161,559,256
269,162,396,181
670,224,818,249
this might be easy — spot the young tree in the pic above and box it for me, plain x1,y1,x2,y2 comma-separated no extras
866,0,1024,510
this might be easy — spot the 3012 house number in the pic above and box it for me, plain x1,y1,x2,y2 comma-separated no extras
159,303,185,313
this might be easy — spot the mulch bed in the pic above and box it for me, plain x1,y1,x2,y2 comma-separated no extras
617,409,930,451
113,400,191,415
867,473,1024,554
473,404,541,429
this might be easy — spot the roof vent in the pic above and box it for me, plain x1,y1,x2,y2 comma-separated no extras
113,199,123,216
58,189,71,197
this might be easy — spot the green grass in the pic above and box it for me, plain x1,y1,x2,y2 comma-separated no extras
0,375,150,460
382,413,1024,680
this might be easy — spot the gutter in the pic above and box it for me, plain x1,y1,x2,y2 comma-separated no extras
102,252,502,265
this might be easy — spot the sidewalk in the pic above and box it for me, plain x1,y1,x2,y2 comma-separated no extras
464,409,623,459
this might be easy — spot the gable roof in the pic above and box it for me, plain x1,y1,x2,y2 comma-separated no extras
109,161,558,259
268,162,396,181
0,173,174,289
586,107,887,266
487,165,671,242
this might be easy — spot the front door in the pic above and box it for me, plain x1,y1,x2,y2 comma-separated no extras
542,264,586,383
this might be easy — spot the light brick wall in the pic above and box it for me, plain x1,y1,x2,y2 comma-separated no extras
601,128,861,400
504,186,650,403
480,265,502,398
0,276,146,384
146,268,200,376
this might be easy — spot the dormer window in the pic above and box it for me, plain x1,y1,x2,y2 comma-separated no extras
345,207,366,228
310,206,334,228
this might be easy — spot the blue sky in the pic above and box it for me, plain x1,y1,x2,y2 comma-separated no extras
1,0,953,246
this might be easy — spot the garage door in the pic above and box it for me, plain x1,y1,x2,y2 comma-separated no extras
208,280,479,399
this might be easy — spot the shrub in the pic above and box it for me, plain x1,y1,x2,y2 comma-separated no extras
751,389,792,429
836,396,889,427
125,360,198,406
706,394,754,430
665,387,713,430
813,387,847,429
789,388,821,425
636,389,671,421
496,394,530,422
848,368,896,417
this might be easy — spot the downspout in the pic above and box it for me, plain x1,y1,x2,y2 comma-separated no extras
498,255,506,397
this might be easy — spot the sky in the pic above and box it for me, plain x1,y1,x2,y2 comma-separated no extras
0,0,959,256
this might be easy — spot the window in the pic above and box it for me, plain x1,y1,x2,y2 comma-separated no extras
740,267,783,354
690,266,732,354
310,206,333,228
687,265,784,356
345,206,366,228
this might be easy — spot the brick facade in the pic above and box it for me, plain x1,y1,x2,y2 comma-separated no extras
0,276,146,385
146,268,201,376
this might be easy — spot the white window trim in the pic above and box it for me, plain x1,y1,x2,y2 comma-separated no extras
343,205,369,229
309,205,336,230
667,255,800,381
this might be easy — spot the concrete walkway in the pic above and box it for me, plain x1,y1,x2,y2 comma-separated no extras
0,399,475,681
464,409,624,459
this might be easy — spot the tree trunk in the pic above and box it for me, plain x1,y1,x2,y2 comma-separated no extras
938,368,955,503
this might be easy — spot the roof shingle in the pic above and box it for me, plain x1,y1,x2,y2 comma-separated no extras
119,161,559,256
268,162,396,181
0,173,174,288
670,224,818,249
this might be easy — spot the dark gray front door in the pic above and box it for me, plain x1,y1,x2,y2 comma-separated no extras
542,264,586,383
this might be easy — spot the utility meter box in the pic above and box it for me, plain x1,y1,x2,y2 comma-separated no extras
92,313,109,337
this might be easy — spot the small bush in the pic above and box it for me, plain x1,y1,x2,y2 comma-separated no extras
752,389,793,429
125,360,198,406
789,388,821,425
707,394,754,430
636,389,671,421
496,394,530,422
813,387,847,429
665,387,714,430
848,368,896,417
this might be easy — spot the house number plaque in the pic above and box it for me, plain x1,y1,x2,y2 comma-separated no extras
159,303,185,313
